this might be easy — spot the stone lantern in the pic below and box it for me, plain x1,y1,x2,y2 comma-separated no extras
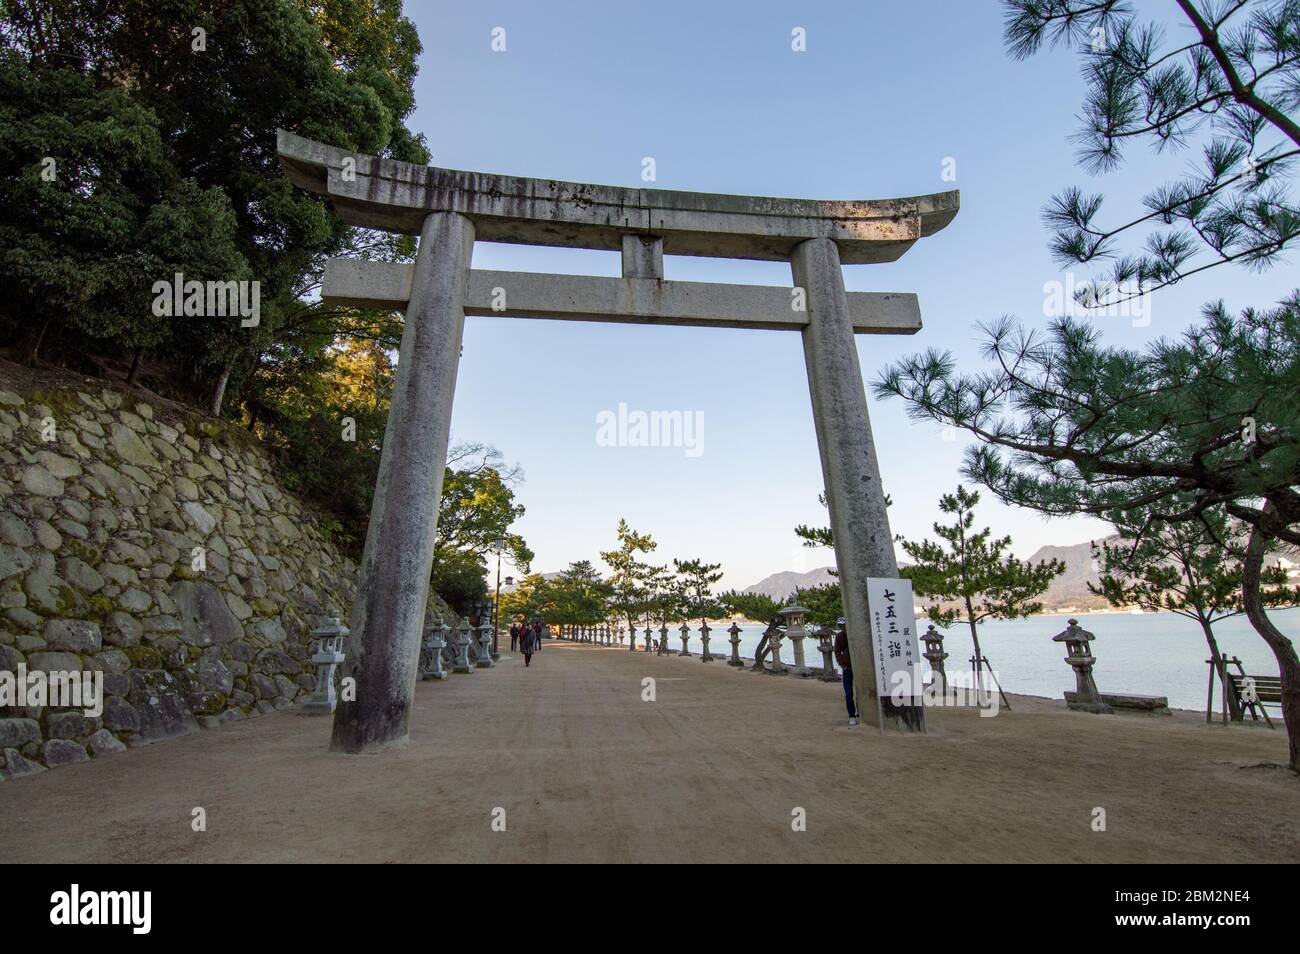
921,624,948,693
644,625,653,652
763,618,786,674
699,622,713,662
1054,618,1112,714
659,623,673,656
678,622,691,656
476,601,495,668
453,618,475,674
726,622,744,667
814,623,838,681
778,604,811,677
422,614,449,681
303,617,348,713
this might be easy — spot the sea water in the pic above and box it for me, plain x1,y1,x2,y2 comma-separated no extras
713,607,1300,713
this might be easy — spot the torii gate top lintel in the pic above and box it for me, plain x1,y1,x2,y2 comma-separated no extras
276,130,958,264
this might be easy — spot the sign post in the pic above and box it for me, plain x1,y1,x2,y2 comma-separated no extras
866,578,926,733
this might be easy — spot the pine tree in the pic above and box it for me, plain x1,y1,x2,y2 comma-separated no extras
1090,505,1298,718
899,486,1065,695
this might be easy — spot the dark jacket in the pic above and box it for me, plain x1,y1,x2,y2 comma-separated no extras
833,628,852,671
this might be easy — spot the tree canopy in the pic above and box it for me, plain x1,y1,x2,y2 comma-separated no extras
1002,0,1300,306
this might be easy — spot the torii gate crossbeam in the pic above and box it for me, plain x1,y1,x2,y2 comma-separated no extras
276,130,958,751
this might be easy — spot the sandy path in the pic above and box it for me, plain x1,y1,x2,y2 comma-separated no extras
2,639,1296,863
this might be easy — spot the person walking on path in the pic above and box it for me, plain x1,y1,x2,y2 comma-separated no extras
833,618,858,726
533,620,543,652
509,622,519,652
521,624,538,667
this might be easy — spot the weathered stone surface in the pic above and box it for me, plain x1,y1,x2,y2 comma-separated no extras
0,513,34,548
225,591,253,621
0,644,24,673
45,711,97,740
195,651,234,694
3,746,45,777
0,544,33,581
22,566,81,615
253,617,287,645
103,612,143,647
25,651,82,674
182,501,216,536
88,728,127,756
171,580,242,647
128,672,199,741
21,464,64,497
102,696,141,733
42,738,90,766
255,648,300,675
109,422,158,468
250,673,278,700
37,451,82,479
42,619,102,653
58,557,105,593
0,718,41,748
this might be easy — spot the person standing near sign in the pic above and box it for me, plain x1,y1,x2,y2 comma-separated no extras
833,618,858,726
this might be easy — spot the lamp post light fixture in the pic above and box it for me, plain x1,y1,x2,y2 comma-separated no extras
491,537,507,659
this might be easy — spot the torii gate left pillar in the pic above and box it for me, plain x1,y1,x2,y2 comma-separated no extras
329,211,473,751
276,131,958,751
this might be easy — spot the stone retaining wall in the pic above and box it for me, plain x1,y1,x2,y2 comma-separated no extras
0,375,455,780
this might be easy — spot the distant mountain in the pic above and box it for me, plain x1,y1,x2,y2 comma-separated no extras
742,566,838,601
740,536,1120,611
1024,537,1115,610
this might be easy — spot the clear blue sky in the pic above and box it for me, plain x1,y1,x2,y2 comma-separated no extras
403,0,1296,590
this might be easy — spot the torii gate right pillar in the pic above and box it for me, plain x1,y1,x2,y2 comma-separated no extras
793,237,924,732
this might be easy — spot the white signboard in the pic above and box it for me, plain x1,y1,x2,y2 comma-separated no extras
866,577,921,706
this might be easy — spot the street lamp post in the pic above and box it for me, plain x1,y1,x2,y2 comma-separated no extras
491,536,506,659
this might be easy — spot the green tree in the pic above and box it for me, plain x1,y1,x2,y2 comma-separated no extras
792,583,843,627
1003,0,1300,307
875,301,1300,767
897,486,1065,689
673,558,724,629
430,551,488,617
600,519,658,638
875,2,1300,769
1090,504,1298,717
556,560,612,628
429,444,533,585
718,590,782,624
499,573,556,625
0,0,427,411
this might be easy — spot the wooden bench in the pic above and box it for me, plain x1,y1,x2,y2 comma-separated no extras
1226,657,1281,728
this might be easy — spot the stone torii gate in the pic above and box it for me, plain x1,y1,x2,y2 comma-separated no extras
276,130,958,751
